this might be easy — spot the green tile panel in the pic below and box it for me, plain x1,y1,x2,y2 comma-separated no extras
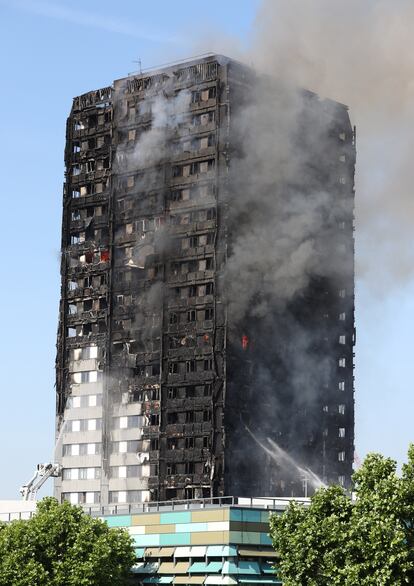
229,509,263,523
188,562,209,573
160,511,192,524
159,533,192,546
260,511,270,523
260,533,272,546
224,545,238,556
188,561,223,574
222,561,262,575
135,547,145,559
206,562,224,573
133,534,161,547
229,509,242,522
104,515,132,527
229,531,262,545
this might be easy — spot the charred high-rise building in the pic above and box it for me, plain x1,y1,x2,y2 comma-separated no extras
55,55,355,507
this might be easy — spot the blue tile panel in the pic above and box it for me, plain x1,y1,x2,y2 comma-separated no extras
189,562,223,573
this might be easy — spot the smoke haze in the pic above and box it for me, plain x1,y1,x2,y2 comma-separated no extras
199,0,414,292
250,0,414,291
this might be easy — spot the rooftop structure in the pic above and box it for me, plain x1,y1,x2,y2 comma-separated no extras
0,500,37,522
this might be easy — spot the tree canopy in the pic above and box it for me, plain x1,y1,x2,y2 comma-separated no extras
0,497,136,586
270,445,414,585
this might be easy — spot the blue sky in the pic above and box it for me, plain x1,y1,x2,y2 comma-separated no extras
0,0,412,499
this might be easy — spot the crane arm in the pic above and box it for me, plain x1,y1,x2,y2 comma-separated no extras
20,463,61,501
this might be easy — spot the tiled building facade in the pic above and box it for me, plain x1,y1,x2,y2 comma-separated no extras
101,498,286,585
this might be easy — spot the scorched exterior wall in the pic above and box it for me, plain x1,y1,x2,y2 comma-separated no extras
55,55,355,506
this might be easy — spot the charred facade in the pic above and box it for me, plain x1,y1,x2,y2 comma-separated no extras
55,55,355,506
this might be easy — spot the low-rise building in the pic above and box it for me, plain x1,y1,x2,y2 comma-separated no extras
91,496,309,585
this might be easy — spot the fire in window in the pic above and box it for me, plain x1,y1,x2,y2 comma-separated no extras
100,250,109,262
242,335,249,351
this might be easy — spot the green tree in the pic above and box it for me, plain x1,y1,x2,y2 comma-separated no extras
0,497,136,586
270,446,414,585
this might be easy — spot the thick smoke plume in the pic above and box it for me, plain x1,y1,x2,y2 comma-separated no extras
222,71,351,490
225,77,352,322
196,6,360,491
194,0,414,490
250,0,414,291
